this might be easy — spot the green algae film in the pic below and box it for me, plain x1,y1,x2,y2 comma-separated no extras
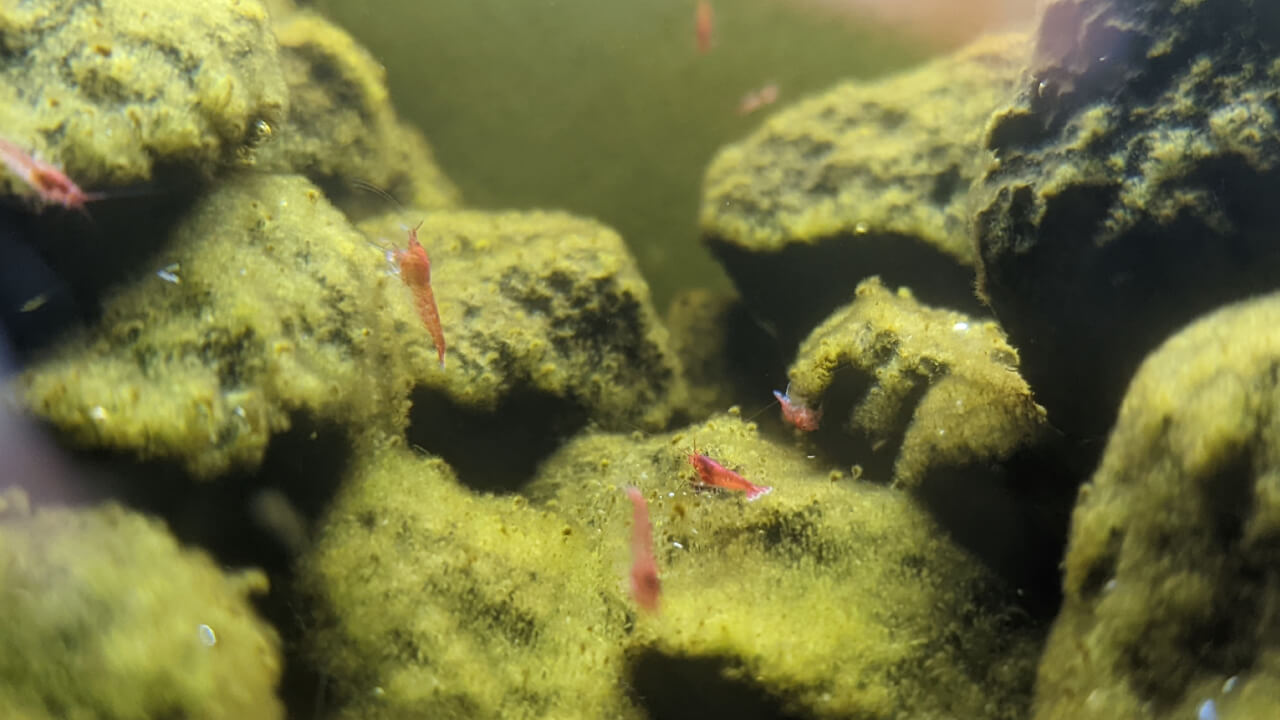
21,174,414,477
301,446,640,720
1034,292,1280,720
788,277,1046,488
21,172,687,477
0,490,283,720
0,0,286,192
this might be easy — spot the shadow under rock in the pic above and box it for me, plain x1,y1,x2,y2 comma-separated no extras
629,649,808,720
0,169,205,365
406,385,589,494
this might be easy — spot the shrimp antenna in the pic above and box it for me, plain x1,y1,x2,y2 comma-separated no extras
348,177,404,210
743,395,781,423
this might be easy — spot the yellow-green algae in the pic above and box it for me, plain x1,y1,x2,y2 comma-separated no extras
0,0,287,192
529,413,1039,719
663,289,745,419
302,414,1036,719
299,443,638,720
789,277,1046,488
252,10,460,218
21,174,411,477
20,174,686,476
1034,291,1280,720
700,32,1028,260
358,210,688,431
0,488,283,719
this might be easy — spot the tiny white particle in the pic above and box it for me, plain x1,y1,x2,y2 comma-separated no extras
88,406,108,421
672,541,683,549
668,492,675,498
854,222,869,234
1104,578,1118,593
197,624,216,646
953,321,969,332
806,454,816,459
938,428,946,436
1223,676,1238,693
156,263,181,284
233,406,246,418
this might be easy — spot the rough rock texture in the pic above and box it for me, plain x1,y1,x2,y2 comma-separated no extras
0,489,283,720
19,175,685,478
1034,292,1280,719
359,210,688,433
787,277,1046,489
299,446,638,720
700,33,1029,348
301,415,1038,720
253,11,460,218
974,0,1280,439
531,414,1039,720
21,174,410,477
0,0,287,193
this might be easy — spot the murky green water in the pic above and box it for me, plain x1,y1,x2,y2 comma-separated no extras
316,0,949,307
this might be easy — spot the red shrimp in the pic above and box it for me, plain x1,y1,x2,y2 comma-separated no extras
625,486,661,613
772,385,822,432
695,1,714,54
688,451,772,500
737,83,779,116
396,221,446,369
0,138,101,212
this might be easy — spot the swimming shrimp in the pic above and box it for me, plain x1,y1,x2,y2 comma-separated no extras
0,138,101,212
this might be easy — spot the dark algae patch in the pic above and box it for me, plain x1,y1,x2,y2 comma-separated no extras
974,0,1280,442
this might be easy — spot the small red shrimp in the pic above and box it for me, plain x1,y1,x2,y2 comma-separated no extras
737,83,779,116
773,385,822,432
0,138,101,212
688,451,772,500
395,221,446,369
695,1,714,54
625,486,661,613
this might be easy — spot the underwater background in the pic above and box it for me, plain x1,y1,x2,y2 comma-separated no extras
3,0,1280,719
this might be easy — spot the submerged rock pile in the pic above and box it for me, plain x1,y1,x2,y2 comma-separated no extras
6,0,1280,718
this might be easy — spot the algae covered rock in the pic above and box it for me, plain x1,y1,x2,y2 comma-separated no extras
302,414,1037,720
1033,292,1280,720
20,177,685,478
254,11,460,217
0,0,287,192
360,210,688,433
299,447,639,720
787,277,1046,488
974,0,1280,439
0,489,283,720
21,173,412,477
700,33,1028,346
528,413,1039,719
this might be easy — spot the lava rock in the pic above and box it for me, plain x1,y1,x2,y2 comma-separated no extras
974,0,1280,439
